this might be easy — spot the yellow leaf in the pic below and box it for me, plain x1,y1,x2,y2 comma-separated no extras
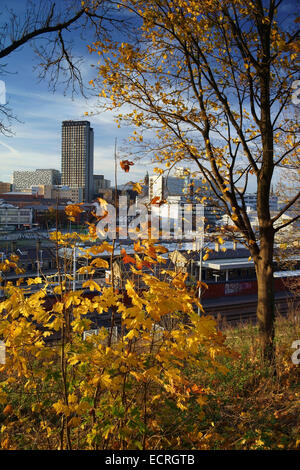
90,258,109,269
68,417,81,427
77,266,95,274
126,329,138,340
131,182,143,194
82,280,101,292
26,277,43,285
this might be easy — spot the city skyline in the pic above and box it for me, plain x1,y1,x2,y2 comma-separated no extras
0,0,151,187
0,87,151,185
0,0,296,195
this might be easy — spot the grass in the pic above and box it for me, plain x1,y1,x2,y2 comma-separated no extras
190,310,300,449
0,307,299,450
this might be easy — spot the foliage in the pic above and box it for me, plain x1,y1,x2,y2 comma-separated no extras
89,0,300,360
191,314,300,450
0,226,232,450
0,251,299,449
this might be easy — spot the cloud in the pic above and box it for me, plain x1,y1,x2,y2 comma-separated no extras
93,144,153,184
0,144,59,182
0,139,21,156
1,76,152,186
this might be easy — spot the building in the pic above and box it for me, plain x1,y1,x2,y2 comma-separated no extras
0,182,11,193
0,201,32,228
148,172,223,230
13,169,60,192
149,174,192,201
93,175,111,196
238,192,278,212
0,193,53,206
30,185,83,203
61,120,94,202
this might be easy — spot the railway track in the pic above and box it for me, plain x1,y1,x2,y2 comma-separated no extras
203,293,300,326
22,290,300,345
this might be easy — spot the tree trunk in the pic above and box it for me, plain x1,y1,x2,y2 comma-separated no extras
254,229,275,362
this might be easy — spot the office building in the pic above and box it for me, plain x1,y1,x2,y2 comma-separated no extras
93,175,111,196
148,171,223,230
13,169,60,192
0,202,32,228
61,120,94,202
242,193,278,212
0,182,11,193
30,185,83,203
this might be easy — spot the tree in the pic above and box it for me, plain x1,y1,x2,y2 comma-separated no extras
90,0,300,361
274,163,300,292
0,223,232,449
0,0,125,133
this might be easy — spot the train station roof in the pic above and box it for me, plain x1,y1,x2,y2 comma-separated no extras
274,270,300,278
200,257,254,270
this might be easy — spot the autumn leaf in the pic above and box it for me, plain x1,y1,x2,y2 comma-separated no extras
121,248,136,264
90,258,109,269
76,266,95,275
3,404,13,415
131,182,143,193
150,196,160,204
65,204,84,221
82,280,101,291
97,198,108,210
27,277,43,285
120,160,134,172
150,197,166,206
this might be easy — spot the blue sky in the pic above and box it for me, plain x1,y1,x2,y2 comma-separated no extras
0,0,150,186
0,0,297,192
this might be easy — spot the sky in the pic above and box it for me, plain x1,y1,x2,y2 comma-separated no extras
0,0,151,186
0,0,297,192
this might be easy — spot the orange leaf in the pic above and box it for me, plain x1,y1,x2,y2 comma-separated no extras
120,160,134,172
3,404,13,415
121,248,136,264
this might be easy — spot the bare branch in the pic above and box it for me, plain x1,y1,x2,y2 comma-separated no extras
274,213,300,233
271,190,300,224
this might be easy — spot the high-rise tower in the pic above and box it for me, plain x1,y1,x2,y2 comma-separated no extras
61,121,94,202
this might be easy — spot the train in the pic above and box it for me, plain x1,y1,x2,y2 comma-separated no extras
201,270,300,300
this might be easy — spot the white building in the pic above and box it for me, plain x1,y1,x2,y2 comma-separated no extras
239,193,278,212
0,201,32,228
30,185,83,203
13,169,61,192
148,172,222,229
